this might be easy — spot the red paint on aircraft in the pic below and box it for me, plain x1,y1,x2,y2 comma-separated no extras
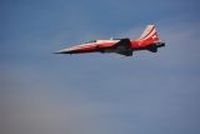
55,25,165,56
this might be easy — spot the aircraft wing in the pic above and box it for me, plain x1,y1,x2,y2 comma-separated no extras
112,38,133,56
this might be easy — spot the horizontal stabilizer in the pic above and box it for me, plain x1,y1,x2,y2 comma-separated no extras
147,46,158,53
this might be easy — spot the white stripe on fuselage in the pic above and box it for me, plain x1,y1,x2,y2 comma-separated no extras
70,40,119,50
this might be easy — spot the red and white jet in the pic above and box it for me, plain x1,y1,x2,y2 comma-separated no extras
55,25,165,56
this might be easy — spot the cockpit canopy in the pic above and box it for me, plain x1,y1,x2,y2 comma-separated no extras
85,40,97,43
110,37,121,40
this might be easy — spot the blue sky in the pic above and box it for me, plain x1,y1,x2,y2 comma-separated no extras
1,0,200,134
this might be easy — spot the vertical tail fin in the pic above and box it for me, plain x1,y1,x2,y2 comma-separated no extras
138,25,159,41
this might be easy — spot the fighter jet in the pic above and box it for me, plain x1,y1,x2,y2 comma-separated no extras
55,25,165,56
